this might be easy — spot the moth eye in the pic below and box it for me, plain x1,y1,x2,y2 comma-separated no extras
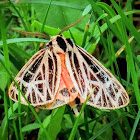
56,36,67,52
66,38,74,47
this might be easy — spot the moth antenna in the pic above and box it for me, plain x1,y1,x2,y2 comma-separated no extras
12,28,49,39
0,1,9,4
15,0,21,3
59,16,84,35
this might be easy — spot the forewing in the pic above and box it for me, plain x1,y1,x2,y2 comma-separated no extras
9,48,61,106
65,45,129,109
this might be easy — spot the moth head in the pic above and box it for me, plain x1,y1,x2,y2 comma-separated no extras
49,35,73,53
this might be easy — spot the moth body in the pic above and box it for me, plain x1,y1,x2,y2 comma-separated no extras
9,35,129,110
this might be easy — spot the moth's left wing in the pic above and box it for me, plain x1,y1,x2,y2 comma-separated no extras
65,45,129,109
9,48,61,106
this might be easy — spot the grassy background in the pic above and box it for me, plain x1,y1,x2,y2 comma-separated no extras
0,0,140,140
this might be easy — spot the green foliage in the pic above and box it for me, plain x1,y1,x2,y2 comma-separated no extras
0,0,140,140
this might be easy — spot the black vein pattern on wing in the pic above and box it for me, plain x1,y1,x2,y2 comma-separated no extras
10,48,60,106
68,51,83,96
76,46,129,108
65,44,129,109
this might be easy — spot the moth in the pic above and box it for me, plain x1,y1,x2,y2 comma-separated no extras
9,35,129,110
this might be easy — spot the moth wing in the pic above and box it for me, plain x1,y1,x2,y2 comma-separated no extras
65,45,129,109
9,48,61,106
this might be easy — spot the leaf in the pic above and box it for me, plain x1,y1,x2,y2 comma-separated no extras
22,123,40,132
0,38,49,47
8,112,25,120
31,20,83,45
47,106,65,140
89,113,127,140
38,106,65,140
32,0,89,29
0,103,18,139
82,5,91,16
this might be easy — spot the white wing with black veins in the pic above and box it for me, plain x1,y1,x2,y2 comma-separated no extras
66,44,129,109
9,48,61,106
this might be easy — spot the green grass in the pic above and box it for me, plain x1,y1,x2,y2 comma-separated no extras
0,0,140,140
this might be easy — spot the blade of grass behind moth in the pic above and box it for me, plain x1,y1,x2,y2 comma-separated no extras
89,12,108,55
81,12,92,48
21,0,85,11
40,0,52,33
90,112,107,135
85,10,139,54
105,19,123,69
126,0,133,23
123,116,134,139
36,0,52,52
67,106,81,139
110,0,140,45
88,0,123,42
68,90,94,140
106,31,116,76
133,53,140,68
0,9,15,139
97,2,121,32
89,13,107,39
18,91,24,140
126,55,131,90
0,38,49,47
60,12,76,43
129,109,140,140
0,60,51,140
84,108,90,139
107,31,122,84
1,21,19,138
84,13,107,53
105,33,136,68
47,106,65,140
89,112,127,140
110,0,140,109
95,22,111,65
8,0,28,31
108,111,127,140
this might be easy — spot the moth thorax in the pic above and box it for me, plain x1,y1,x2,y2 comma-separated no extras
50,36,72,53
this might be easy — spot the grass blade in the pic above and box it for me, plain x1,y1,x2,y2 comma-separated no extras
89,113,127,140
110,0,140,109
129,109,140,140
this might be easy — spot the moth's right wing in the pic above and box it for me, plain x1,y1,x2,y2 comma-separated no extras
65,45,129,109
9,48,61,106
